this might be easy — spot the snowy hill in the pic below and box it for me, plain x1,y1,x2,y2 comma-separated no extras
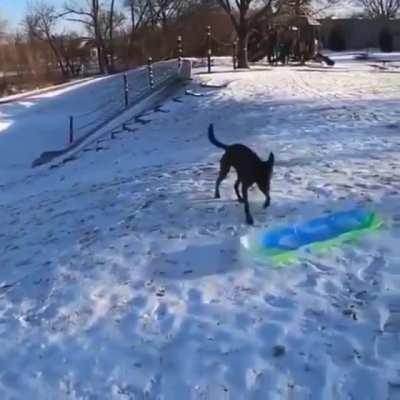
0,60,177,185
1,59,400,399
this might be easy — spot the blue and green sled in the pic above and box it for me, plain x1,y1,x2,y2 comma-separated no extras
241,208,383,265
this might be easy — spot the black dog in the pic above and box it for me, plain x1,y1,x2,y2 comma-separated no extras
208,124,274,225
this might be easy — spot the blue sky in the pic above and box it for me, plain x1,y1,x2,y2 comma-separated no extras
1,0,65,28
1,0,356,31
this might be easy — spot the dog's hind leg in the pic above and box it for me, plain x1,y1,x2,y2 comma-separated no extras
264,192,271,208
264,194,270,208
241,184,254,225
234,179,244,203
215,156,230,199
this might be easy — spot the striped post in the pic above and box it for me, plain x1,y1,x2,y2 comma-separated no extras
207,26,212,74
233,40,238,70
147,57,154,89
177,35,183,68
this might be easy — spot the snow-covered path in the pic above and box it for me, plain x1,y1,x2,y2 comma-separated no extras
1,62,400,399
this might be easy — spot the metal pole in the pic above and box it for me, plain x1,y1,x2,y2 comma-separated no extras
177,35,183,68
147,57,154,89
207,26,212,74
69,116,74,144
123,73,128,108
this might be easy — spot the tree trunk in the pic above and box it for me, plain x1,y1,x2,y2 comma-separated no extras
129,1,135,46
161,10,168,32
237,28,249,69
95,41,104,74
92,0,105,74
108,0,115,73
236,2,250,69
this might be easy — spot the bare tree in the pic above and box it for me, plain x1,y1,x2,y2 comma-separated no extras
355,0,400,18
63,0,108,73
152,0,189,30
216,0,279,68
216,0,341,68
64,0,126,73
125,0,150,30
0,14,7,34
124,0,151,42
124,0,197,32
102,0,125,71
108,0,116,71
25,1,71,78
122,0,200,60
57,33,92,76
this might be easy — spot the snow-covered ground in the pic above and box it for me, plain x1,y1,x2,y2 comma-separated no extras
328,50,400,61
1,59,400,399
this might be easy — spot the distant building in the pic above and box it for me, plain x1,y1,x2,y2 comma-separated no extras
0,32,8,46
76,38,98,60
319,18,400,52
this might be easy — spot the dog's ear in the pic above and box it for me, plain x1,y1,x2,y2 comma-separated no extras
267,152,274,165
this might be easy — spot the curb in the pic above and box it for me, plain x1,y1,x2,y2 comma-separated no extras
0,76,99,105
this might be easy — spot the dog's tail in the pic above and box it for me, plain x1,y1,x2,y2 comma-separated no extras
208,124,228,149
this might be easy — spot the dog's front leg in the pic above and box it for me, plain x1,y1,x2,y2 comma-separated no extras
214,180,221,199
257,183,270,209
242,184,254,225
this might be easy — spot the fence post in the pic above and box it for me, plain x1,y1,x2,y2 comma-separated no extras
207,26,212,74
147,57,154,89
232,40,237,70
123,73,129,108
69,116,74,144
177,35,183,68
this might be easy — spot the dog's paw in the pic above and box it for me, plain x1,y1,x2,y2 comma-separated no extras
263,199,271,209
237,198,244,203
246,216,254,225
